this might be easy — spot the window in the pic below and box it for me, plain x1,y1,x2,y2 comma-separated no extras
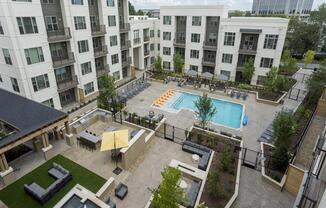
110,35,117,46
260,57,274,68
189,65,198,72
74,16,86,30
24,47,44,65
220,70,231,80
90,16,98,28
163,61,170,70
192,16,201,26
163,47,171,55
42,98,54,108
2,49,12,65
158,44,160,51
45,16,58,31
11,77,20,92
111,54,119,64
222,54,233,64
224,32,235,46
0,74,2,82
264,34,278,49
84,82,94,95
163,32,171,41
108,16,116,27
190,50,199,59
16,17,38,34
150,57,154,64
257,75,266,85
81,62,92,75
191,33,200,43
0,21,4,35
113,71,120,80
150,30,154,38
78,40,89,53
71,0,83,5
107,0,114,7
150,44,154,51
31,74,50,92
157,30,160,38
163,16,171,25
42,0,54,3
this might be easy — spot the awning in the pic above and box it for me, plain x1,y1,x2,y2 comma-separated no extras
100,129,129,151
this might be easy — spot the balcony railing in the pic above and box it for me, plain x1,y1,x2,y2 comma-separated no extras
133,37,141,45
173,38,186,47
143,36,150,42
122,56,132,67
120,40,131,50
119,23,130,32
52,52,75,68
47,27,72,43
94,45,108,58
57,75,78,93
202,58,216,67
96,64,110,77
203,41,217,50
239,45,257,55
91,25,106,36
144,50,150,56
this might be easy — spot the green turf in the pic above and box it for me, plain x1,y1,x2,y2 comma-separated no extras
0,154,106,208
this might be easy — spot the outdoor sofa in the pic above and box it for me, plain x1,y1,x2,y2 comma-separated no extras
115,183,128,200
182,141,212,171
186,180,202,208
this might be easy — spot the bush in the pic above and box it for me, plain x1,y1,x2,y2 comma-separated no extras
238,83,253,90
220,144,233,172
207,169,224,198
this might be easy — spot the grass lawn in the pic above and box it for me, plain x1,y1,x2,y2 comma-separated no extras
0,154,106,208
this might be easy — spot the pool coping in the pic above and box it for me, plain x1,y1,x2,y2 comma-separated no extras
151,89,245,131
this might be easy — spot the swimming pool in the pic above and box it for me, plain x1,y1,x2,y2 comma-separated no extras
157,91,244,129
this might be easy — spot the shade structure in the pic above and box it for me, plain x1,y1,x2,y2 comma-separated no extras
201,72,213,79
100,129,129,152
185,69,198,77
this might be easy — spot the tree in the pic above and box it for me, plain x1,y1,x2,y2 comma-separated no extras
306,67,326,105
194,93,217,128
220,143,233,172
137,9,144,15
150,167,184,208
196,203,208,208
242,58,255,84
154,56,163,73
264,67,288,92
147,11,153,17
128,1,136,15
97,75,116,111
281,49,297,73
303,50,316,66
207,169,223,198
173,53,184,74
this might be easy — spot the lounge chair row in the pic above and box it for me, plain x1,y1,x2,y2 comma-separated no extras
258,123,274,143
228,90,248,100
121,80,150,100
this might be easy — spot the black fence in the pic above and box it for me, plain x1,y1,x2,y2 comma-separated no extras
155,123,189,144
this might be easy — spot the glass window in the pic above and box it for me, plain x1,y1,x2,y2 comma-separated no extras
150,30,154,38
158,44,160,51
163,16,171,25
107,0,114,7
16,17,38,34
11,77,20,92
264,34,278,49
191,33,200,43
257,75,266,85
113,71,120,80
108,16,116,27
150,44,154,51
42,0,55,3
260,57,274,68
74,16,86,30
192,16,201,26
163,32,171,41
150,57,154,64
84,82,94,95
224,32,236,46
2,48,12,65
163,47,171,55
24,47,44,65
157,30,160,38
111,54,119,64
78,40,89,53
81,62,92,75
222,53,233,64
0,74,2,82
31,74,50,92
163,61,170,70
190,50,199,59
220,70,231,80
189,65,198,72
71,0,83,5
42,98,54,108
45,16,58,31
110,35,117,46
0,20,4,35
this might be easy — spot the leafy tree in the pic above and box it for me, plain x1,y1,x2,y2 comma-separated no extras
147,11,153,17
196,203,208,208
137,9,144,15
173,53,184,74
281,49,297,73
194,93,217,129
306,67,326,105
264,67,289,92
242,58,255,84
154,56,163,73
303,50,316,65
150,167,184,208
128,1,136,15
207,169,223,198
97,75,116,111
220,144,233,172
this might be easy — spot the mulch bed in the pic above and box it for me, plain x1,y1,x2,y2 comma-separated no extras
258,90,284,101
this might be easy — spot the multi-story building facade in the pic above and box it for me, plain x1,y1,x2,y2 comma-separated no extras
0,0,130,110
160,5,288,85
252,0,314,16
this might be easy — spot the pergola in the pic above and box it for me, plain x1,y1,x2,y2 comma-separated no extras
0,89,69,185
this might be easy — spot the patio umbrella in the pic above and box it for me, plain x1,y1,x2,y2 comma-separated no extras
101,129,129,175
218,74,229,81
201,72,214,79
185,69,198,77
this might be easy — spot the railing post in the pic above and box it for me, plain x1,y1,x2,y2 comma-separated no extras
172,126,175,141
242,148,247,165
164,123,166,138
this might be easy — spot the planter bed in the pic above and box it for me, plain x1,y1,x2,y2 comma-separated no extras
258,90,284,102
262,143,286,183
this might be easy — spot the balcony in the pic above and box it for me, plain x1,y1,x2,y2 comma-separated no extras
143,36,150,42
120,40,131,51
47,28,72,43
144,50,150,56
133,37,141,45
119,23,130,33
203,41,217,51
202,58,216,67
96,64,110,77
173,38,186,47
239,45,257,55
122,57,132,68
91,25,106,37
52,52,75,68
56,75,78,93
94,45,108,58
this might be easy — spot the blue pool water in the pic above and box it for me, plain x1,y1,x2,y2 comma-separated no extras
164,91,244,129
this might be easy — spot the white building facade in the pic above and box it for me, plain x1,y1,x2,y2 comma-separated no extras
159,5,288,85
0,0,130,110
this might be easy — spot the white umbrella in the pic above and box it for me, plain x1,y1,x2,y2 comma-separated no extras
201,72,214,79
218,74,229,81
185,69,198,77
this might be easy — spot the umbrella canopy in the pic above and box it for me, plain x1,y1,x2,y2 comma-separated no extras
100,129,129,151
218,74,229,81
201,72,214,79
185,69,198,77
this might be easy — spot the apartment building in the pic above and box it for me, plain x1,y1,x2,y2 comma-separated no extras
0,0,130,110
159,5,288,85
129,16,160,71
252,0,314,16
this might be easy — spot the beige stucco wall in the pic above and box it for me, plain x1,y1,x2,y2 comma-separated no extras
284,164,305,195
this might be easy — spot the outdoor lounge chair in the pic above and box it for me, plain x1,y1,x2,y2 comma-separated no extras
242,92,248,100
115,183,128,200
236,91,241,99
106,197,116,208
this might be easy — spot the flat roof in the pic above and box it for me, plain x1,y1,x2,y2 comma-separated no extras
0,89,67,148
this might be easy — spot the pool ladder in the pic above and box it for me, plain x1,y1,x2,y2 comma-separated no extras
171,95,184,109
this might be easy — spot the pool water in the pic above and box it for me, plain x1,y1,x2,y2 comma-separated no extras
163,91,244,129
